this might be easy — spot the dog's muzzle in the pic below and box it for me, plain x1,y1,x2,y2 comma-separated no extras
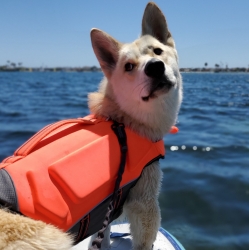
142,59,174,101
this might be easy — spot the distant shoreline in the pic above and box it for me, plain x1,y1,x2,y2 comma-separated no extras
0,66,248,73
180,67,249,73
0,66,101,73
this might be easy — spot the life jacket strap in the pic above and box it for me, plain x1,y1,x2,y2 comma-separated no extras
89,121,127,250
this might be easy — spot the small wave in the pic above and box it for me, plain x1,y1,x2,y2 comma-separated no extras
0,130,35,142
164,143,249,153
0,110,23,117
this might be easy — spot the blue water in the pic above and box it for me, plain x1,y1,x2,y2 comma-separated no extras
0,72,248,250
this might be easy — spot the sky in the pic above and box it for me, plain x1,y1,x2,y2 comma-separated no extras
1,0,249,68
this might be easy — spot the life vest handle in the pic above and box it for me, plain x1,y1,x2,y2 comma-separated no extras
0,116,98,165
14,116,98,157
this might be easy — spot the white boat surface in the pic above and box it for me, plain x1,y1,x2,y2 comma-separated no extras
72,223,185,250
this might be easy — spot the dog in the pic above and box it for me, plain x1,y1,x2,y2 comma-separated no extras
0,2,182,250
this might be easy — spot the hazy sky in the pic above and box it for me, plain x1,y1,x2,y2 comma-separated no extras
1,0,248,68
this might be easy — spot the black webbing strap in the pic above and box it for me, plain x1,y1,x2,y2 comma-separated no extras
88,121,127,250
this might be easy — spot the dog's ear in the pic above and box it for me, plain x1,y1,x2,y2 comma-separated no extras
91,29,121,77
142,2,174,47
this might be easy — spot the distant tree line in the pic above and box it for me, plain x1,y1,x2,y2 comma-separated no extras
0,61,101,72
180,62,249,73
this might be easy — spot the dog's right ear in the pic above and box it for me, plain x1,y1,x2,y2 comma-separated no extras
91,29,121,78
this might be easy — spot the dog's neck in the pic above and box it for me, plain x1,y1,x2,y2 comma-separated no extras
88,82,174,142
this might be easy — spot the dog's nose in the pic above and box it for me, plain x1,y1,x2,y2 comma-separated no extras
145,59,165,78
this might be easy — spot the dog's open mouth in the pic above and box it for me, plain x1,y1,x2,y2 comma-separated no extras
142,78,174,102
142,93,157,101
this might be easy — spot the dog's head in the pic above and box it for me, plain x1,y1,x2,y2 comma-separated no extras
89,2,182,140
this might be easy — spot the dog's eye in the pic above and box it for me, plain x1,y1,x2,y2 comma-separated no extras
154,48,163,55
125,63,135,72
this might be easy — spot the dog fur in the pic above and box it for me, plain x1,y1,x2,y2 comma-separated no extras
0,2,182,250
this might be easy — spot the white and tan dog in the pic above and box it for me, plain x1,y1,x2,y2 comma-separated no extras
0,2,182,250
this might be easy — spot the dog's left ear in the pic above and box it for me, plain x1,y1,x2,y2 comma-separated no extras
91,29,121,78
142,2,175,47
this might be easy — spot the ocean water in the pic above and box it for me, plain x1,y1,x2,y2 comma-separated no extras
0,72,248,250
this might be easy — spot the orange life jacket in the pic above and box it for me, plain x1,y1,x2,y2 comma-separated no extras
0,115,169,243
